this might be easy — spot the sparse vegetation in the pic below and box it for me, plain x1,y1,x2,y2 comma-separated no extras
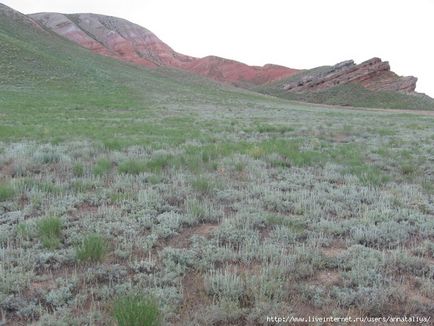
1,5,434,324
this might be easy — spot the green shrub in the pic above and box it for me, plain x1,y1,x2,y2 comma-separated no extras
72,163,84,177
103,139,123,151
118,160,147,175
146,155,172,173
0,183,15,201
38,216,62,249
93,159,111,176
113,295,161,326
76,234,107,263
191,176,214,195
400,163,416,176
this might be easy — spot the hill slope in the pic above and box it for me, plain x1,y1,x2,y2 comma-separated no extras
28,10,434,109
29,12,299,86
1,3,283,144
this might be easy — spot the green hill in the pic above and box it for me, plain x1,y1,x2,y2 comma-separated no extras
0,4,273,145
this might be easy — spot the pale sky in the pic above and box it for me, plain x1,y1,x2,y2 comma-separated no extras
3,0,434,96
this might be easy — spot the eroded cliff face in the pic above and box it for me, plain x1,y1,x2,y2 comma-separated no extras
283,58,417,93
186,56,299,86
30,12,298,86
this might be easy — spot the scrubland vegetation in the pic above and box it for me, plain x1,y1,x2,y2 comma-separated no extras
1,100,434,324
1,8,434,324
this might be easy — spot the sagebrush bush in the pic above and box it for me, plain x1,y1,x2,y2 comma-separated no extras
205,269,245,302
113,294,161,326
76,234,107,263
38,216,62,249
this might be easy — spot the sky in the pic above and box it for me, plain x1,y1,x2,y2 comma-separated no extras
3,0,434,96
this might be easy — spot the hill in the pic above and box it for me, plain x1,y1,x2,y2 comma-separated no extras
29,11,299,87
28,10,434,109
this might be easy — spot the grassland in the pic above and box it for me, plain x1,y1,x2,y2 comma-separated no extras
1,7,434,326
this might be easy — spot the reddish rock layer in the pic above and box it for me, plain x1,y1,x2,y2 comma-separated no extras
283,58,417,93
187,57,298,86
29,12,298,86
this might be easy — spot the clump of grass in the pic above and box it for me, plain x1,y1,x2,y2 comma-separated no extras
147,174,163,184
38,216,62,249
113,294,161,326
93,159,111,176
146,155,172,173
16,222,30,240
118,160,147,175
0,183,15,201
191,176,214,195
76,234,107,263
72,163,84,177
103,139,123,151
265,214,306,233
400,163,416,176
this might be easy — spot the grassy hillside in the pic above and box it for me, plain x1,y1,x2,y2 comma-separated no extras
2,5,434,325
0,7,274,146
255,67,434,110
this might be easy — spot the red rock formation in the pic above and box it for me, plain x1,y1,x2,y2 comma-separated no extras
283,58,417,93
29,12,298,86
186,56,298,86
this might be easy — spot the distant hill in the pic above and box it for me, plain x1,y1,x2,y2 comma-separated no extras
1,3,433,109
29,12,299,87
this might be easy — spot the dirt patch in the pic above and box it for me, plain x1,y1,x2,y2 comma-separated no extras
404,279,432,305
314,270,342,287
321,243,347,258
167,223,218,248
68,202,99,221
174,272,211,325
0,159,14,178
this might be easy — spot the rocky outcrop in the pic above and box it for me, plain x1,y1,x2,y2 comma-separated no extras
283,58,417,93
30,12,298,86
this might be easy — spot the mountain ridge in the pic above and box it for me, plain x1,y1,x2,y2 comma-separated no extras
29,11,299,87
